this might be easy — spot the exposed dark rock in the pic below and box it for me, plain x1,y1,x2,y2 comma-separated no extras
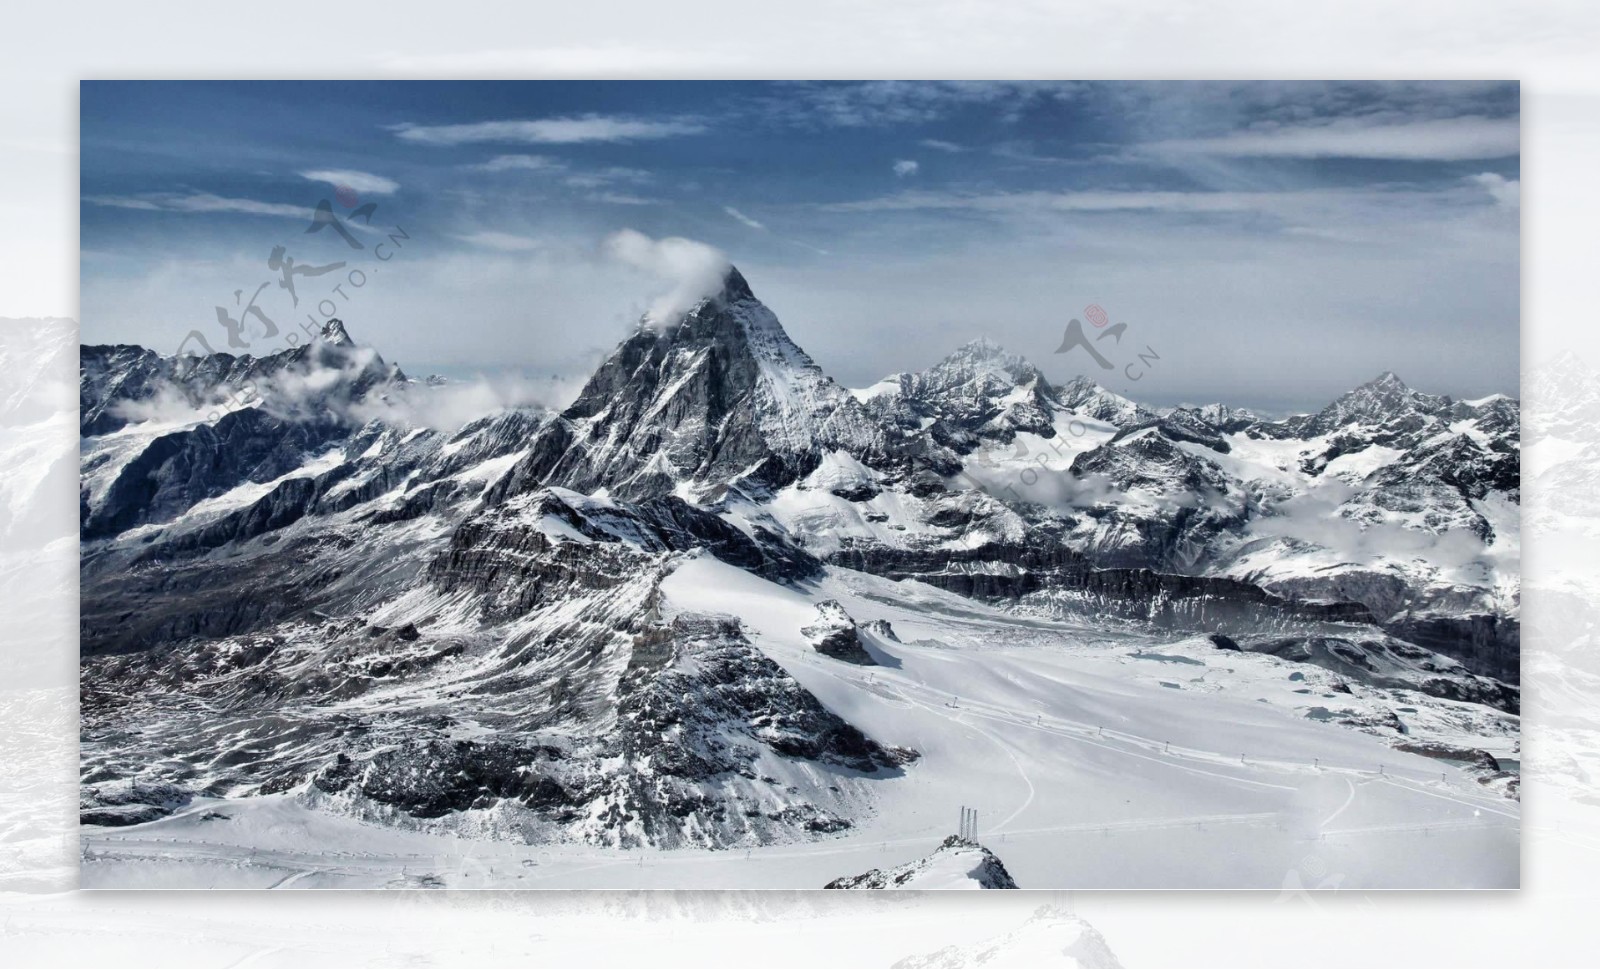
802,600,877,665
1393,740,1501,772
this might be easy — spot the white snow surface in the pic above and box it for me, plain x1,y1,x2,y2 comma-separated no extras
84,553,1517,889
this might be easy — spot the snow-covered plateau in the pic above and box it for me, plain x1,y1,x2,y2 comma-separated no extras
77,267,1519,888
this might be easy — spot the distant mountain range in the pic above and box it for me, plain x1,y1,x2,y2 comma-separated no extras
77,266,1521,862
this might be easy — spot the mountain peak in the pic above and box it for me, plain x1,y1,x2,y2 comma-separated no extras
955,335,1006,356
491,263,882,503
717,264,755,304
319,318,354,348
1303,369,1450,433
932,337,1038,379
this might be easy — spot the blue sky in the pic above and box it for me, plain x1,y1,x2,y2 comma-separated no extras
80,80,1519,412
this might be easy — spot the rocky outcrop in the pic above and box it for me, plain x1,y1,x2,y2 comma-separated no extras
79,780,193,828
826,835,1018,889
802,600,877,665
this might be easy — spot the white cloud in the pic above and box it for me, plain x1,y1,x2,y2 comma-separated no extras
563,167,652,189
893,159,920,177
83,192,310,219
586,192,657,206
477,154,567,172
454,230,542,251
389,115,706,146
299,169,399,196
722,206,766,230
1141,115,1519,161
602,229,731,328
919,139,966,153
821,188,1271,214
1468,172,1520,208
475,157,652,194
774,81,1083,128
351,372,563,431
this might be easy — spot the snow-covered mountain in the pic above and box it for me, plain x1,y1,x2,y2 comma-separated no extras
485,267,886,504
77,267,1521,888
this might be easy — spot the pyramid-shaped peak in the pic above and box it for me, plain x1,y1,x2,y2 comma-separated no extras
631,263,758,335
500,261,882,504
717,264,755,304
1306,368,1451,433
1363,370,1407,389
319,318,355,348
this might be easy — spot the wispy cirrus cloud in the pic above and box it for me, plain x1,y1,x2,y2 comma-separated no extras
820,188,1272,215
586,191,658,206
83,192,309,219
389,114,706,146
299,169,399,195
476,154,568,172
722,206,765,230
474,154,651,189
1137,114,1519,161
453,230,542,251
563,167,652,189
815,184,1510,232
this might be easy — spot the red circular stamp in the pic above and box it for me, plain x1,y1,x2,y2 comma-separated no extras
1085,304,1109,328
334,184,359,209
